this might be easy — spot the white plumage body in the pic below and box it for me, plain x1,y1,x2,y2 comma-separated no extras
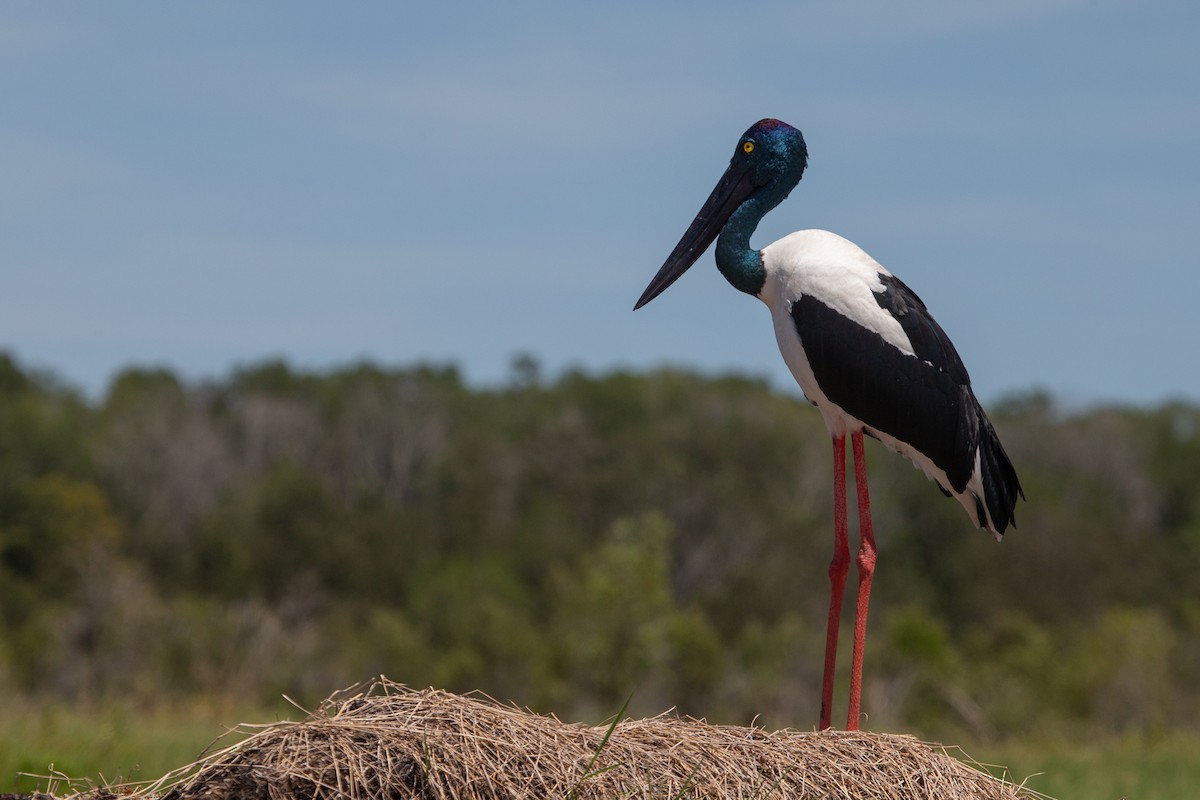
756,229,1003,538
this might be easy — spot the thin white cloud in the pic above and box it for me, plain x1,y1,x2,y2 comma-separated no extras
290,63,720,153
0,14,77,59
0,134,129,217
785,0,1119,46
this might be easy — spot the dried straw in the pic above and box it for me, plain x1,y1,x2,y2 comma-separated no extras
77,678,1044,800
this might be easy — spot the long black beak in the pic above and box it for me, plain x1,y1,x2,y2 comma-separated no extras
634,160,758,310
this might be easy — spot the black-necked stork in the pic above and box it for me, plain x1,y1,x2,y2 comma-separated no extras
634,119,1023,731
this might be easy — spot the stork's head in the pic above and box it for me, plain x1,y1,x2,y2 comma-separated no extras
634,119,808,309
734,118,808,193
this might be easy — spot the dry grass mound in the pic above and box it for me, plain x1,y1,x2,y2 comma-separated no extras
90,678,1042,800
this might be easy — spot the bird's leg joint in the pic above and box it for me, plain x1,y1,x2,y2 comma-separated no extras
855,538,876,579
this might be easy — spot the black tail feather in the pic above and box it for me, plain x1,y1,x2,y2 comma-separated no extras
977,418,1024,536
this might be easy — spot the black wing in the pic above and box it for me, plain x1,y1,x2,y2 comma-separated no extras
874,274,970,386
868,275,1027,532
791,274,1022,532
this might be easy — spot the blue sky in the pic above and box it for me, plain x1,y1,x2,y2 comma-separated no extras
3,1,1198,405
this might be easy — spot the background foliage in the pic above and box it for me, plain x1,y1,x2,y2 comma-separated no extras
2,350,1198,743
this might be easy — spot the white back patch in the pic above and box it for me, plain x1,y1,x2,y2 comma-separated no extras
760,229,915,357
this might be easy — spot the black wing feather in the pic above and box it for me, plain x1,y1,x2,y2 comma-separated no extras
874,274,970,386
790,273,1023,533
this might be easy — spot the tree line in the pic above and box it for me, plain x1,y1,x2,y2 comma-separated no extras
1,350,1197,740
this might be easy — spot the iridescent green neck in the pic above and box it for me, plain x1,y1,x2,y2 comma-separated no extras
715,194,768,297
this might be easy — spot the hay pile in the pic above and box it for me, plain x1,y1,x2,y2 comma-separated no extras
99,679,1040,800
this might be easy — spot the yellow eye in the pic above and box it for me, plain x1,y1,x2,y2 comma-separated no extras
742,141,755,153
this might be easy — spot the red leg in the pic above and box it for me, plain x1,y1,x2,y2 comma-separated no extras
820,434,850,731
846,431,877,730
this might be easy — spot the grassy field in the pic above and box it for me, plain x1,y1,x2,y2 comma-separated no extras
1,699,293,796
5,700,1200,799
975,734,1200,800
